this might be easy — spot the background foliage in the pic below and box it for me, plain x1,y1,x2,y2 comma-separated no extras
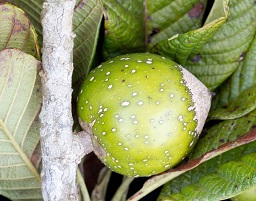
0,0,255,200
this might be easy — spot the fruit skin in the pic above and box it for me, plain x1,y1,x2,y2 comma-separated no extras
230,186,256,201
78,53,211,177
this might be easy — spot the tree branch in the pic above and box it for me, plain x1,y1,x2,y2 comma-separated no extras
40,0,93,200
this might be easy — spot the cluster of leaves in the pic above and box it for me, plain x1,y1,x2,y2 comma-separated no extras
0,0,256,201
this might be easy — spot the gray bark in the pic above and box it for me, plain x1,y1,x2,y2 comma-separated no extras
40,0,93,200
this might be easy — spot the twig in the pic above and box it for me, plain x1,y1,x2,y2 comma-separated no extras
40,0,93,200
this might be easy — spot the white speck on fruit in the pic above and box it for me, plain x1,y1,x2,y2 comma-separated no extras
89,106,92,110
159,88,164,92
129,163,134,166
168,156,172,160
178,115,184,121
115,114,119,118
131,115,136,119
165,165,170,168
133,120,138,124
81,107,83,110
145,135,149,139
98,108,103,113
143,159,147,162
100,114,104,117
138,101,143,105
105,78,109,82
90,77,94,81
98,64,102,68
108,85,113,89
104,108,108,112
146,60,152,64
124,64,129,68
80,89,83,94
128,84,132,87
119,118,123,122
112,128,117,132
170,94,174,98
131,69,136,73
109,61,113,64
102,122,105,124
100,105,102,108
160,83,164,86
189,141,194,147
162,57,166,59
127,134,130,138
135,134,139,138
150,119,155,122
145,141,149,144
137,60,142,63
165,111,172,116
182,97,186,101
121,101,130,107
106,72,111,75
118,142,122,146
168,133,172,136
102,132,106,135
132,92,138,96
85,100,88,104
118,165,121,168
156,101,160,105
124,147,129,151
159,120,163,124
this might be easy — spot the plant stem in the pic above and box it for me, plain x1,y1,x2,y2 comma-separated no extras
111,176,134,201
77,168,91,201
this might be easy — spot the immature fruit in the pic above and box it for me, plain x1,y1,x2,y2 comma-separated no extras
231,186,256,201
78,53,211,177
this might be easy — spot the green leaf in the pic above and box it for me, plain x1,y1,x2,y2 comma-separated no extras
150,0,228,66
128,109,256,201
3,0,103,87
72,0,103,86
146,0,207,49
184,0,256,90
160,152,256,201
212,34,256,109
0,3,40,59
157,109,256,201
0,0,44,46
0,49,42,200
209,84,256,120
101,0,145,60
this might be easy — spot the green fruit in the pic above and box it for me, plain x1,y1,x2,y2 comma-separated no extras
78,53,211,177
231,186,256,201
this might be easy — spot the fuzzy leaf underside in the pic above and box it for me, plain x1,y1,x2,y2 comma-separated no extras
212,33,256,109
146,0,207,49
0,3,40,59
101,0,145,60
150,2,228,66
184,0,256,90
209,84,256,120
0,49,42,200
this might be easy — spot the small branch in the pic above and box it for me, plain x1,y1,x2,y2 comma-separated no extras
40,0,93,200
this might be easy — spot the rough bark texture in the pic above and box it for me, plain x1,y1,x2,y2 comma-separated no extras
40,0,93,200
